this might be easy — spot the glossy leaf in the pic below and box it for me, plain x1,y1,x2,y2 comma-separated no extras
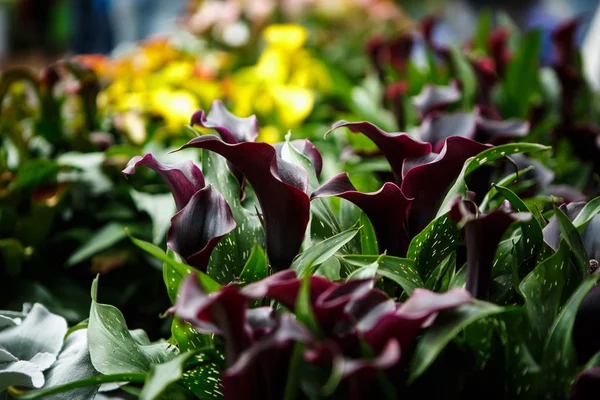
340,255,423,294
409,301,505,382
292,228,359,278
239,244,268,284
87,276,178,375
437,142,551,217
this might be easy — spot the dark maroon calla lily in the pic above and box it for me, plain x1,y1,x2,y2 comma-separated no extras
177,135,310,270
191,100,258,144
450,198,530,300
551,18,580,67
388,34,414,73
471,57,498,107
167,186,237,270
123,154,235,270
488,28,511,77
418,112,478,152
272,139,323,178
402,137,491,236
311,173,412,257
327,121,431,185
174,270,472,399
123,153,205,210
412,82,461,117
418,111,528,152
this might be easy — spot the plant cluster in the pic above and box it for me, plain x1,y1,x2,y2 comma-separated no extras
2,9,600,400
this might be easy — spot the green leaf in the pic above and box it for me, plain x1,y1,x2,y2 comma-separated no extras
424,252,456,292
140,352,198,400
572,196,600,228
292,227,359,278
171,317,211,352
127,234,220,303
501,30,542,118
340,255,423,294
554,206,589,275
0,238,24,276
449,44,476,108
9,373,146,400
63,318,89,341
238,244,268,284
181,351,224,399
520,242,571,343
130,189,176,244
346,259,379,281
9,159,59,192
474,10,492,53
66,223,127,267
540,274,600,397
437,142,551,217
409,300,505,382
314,256,341,281
494,184,543,265
479,166,534,212
87,276,179,375
200,148,264,283
295,277,322,336
408,213,461,280
359,212,378,255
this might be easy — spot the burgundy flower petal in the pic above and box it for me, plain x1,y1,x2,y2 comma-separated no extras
173,275,250,363
328,121,432,185
363,287,472,353
191,100,258,144
412,83,461,117
397,288,473,327
401,137,491,236
167,185,237,270
179,135,310,270
311,173,412,256
451,200,529,300
222,315,312,400
476,116,530,144
389,35,414,72
241,270,335,309
551,18,580,67
418,112,478,152
471,57,498,106
572,366,600,400
122,153,205,210
421,15,438,47
488,28,511,77
273,139,323,178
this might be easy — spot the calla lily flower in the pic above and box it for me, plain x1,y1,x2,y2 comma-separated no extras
173,270,472,399
123,154,236,271
177,135,310,270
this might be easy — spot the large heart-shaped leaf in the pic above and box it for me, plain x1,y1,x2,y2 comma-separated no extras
87,276,178,375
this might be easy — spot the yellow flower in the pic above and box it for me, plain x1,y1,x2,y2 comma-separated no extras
258,125,281,144
263,24,308,51
269,85,314,127
151,89,199,131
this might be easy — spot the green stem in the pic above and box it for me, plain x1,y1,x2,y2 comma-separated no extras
9,373,147,400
